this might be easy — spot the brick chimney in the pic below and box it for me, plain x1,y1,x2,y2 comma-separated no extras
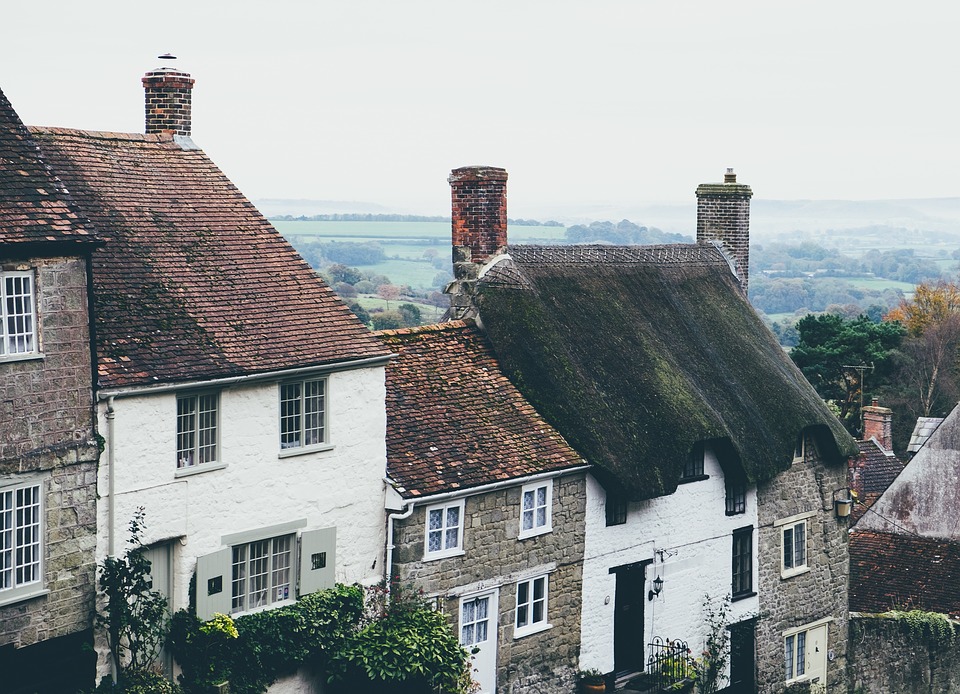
696,168,752,293
143,67,195,136
446,166,508,320
862,397,894,451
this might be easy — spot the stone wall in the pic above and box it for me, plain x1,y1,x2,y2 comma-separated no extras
393,472,586,693
755,433,850,692
0,254,98,680
848,615,960,693
695,173,752,292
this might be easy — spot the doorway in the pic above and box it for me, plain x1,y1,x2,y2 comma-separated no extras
728,619,756,693
460,589,499,693
142,541,175,678
611,560,651,674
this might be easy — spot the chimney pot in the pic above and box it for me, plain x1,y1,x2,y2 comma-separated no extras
724,168,737,183
862,398,894,451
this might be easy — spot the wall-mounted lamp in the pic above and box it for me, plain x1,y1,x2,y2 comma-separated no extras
833,488,854,518
648,575,664,601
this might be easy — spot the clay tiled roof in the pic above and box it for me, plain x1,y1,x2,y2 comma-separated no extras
850,530,960,617
851,440,905,522
28,127,388,388
474,244,857,500
0,89,96,246
379,321,585,498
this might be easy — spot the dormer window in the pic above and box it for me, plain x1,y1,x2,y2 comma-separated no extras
680,443,708,483
793,433,805,461
725,480,746,515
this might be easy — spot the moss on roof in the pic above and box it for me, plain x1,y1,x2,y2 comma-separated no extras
477,245,857,500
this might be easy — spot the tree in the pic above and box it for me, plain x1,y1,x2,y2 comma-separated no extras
377,284,401,310
397,303,421,327
791,314,905,435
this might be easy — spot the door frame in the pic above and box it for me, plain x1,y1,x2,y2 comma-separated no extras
459,587,499,694
610,559,652,675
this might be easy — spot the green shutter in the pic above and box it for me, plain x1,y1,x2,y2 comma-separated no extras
299,527,336,596
196,547,232,621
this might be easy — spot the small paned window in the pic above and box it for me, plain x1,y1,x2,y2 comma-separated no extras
519,482,552,538
725,480,746,515
424,501,464,559
731,527,754,598
605,492,628,526
177,393,219,468
785,631,806,680
515,575,549,637
0,482,43,597
793,433,805,461
681,443,707,481
782,521,807,575
231,534,293,613
1,271,37,357
280,378,327,450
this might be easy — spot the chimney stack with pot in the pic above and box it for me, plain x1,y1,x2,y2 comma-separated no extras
143,58,195,136
696,168,753,293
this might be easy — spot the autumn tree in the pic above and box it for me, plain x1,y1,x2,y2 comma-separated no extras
376,284,401,310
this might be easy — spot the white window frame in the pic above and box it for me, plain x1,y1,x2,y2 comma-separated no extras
176,391,220,471
793,432,805,461
783,617,832,684
514,574,550,638
518,481,552,539
0,478,46,605
775,511,815,578
230,533,295,614
423,500,465,560
1,270,39,360
278,376,330,455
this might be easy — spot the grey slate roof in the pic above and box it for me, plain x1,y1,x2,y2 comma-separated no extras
907,416,944,454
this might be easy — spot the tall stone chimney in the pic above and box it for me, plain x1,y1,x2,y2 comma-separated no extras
862,397,894,452
696,168,752,292
446,166,508,320
143,67,195,136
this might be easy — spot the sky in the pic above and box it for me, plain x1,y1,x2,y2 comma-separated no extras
1,1,957,219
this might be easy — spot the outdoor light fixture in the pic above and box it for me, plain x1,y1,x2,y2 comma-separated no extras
833,488,854,518
648,575,664,601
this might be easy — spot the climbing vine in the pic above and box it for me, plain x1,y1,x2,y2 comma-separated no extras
886,609,956,646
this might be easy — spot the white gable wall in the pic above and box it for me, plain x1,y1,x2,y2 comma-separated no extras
95,364,387,616
579,446,759,676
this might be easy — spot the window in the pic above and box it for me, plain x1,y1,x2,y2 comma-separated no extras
231,534,293,612
0,481,43,600
731,526,754,598
785,631,805,681
515,575,549,637
681,443,707,482
793,433,805,461
424,501,464,559
519,482,552,538
279,378,326,450
1,271,37,357
781,519,809,577
725,480,746,515
176,393,218,468
605,491,628,526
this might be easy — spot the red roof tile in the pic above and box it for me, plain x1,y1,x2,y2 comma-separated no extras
379,321,584,497
850,530,960,617
0,89,96,246
851,440,905,522
28,127,388,388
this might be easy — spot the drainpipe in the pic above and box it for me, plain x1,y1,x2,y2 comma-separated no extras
385,501,415,601
105,396,116,558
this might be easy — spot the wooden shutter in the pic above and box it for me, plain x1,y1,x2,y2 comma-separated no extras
196,547,232,620
298,527,336,596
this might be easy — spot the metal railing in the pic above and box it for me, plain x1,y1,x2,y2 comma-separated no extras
646,637,694,690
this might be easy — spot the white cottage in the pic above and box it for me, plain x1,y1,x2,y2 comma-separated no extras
28,64,392,686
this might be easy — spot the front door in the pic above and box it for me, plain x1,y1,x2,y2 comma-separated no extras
613,562,648,674
804,624,828,690
143,541,175,678
728,620,756,693
460,590,498,694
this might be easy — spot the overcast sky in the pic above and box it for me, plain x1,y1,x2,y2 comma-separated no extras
1,1,956,218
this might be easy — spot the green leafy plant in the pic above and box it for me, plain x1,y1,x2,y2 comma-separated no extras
96,508,170,683
689,595,732,694
886,608,956,646
578,668,605,685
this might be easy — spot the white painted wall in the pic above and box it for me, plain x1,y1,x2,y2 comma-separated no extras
94,366,387,683
579,446,759,676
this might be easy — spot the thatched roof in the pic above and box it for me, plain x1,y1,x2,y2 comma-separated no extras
475,244,857,500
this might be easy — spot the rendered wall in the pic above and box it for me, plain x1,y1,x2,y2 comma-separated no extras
579,447,759,678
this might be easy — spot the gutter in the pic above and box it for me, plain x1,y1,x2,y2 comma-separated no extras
96,353,394,401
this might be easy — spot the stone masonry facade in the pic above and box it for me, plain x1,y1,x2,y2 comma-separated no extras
393,472,586,693
755,432,850,692
0,255,98,648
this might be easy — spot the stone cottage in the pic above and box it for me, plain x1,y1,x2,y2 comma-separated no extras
444,166,858,692
0,86,101,692
24,63,393,688
380,321,587,694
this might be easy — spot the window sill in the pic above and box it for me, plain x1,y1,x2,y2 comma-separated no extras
278,442,335,459
175,461,228,478
231,598,296,619
678,474,709,485
518,525,552,541
423,548,465,563
0,586,49,608
731,591,757,603
780,566,810,580
514,622,552,639
0,352,44,364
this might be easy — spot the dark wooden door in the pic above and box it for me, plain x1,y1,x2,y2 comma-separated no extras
613,562,647,673
728,619,756,693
